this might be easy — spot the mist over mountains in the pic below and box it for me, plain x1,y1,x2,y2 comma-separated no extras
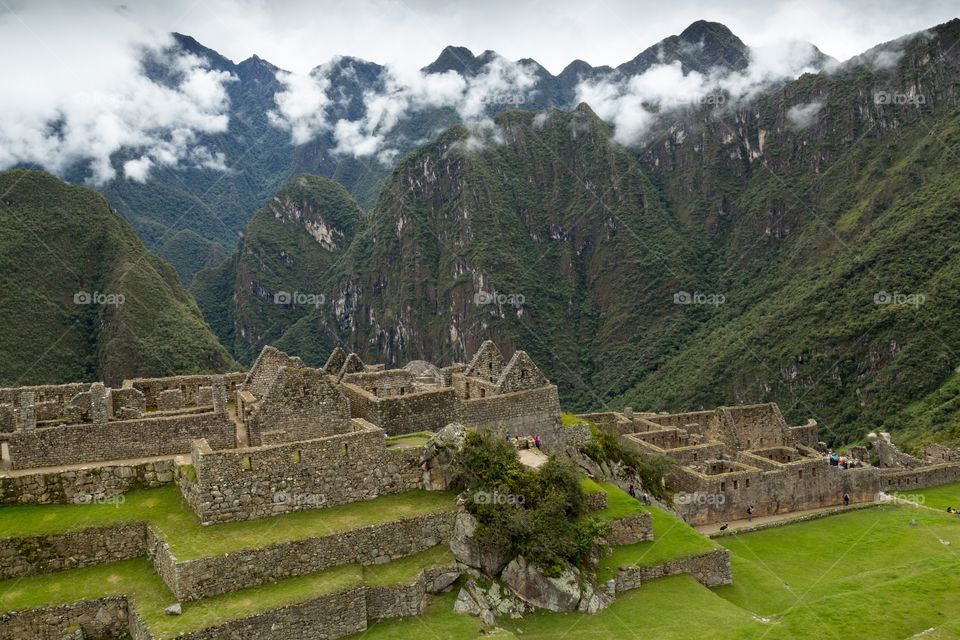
2,14,959,451
2,20,832,282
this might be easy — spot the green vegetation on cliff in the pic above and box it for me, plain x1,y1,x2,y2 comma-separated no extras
0,169,237,385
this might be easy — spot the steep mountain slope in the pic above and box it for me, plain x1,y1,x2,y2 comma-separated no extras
192,174,363,363
196,19,960,448
196,107,719,398
618,19,960,443
82,22,819,284
0,170,238,386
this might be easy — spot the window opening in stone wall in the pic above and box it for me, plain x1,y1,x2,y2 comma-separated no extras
293,450,302,463
733,480,739,490
720,481,725,491
342,443,349,457
242,455,252,470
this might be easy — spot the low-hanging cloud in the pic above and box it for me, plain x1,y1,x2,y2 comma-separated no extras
786,100,825,130
267,54,539,161
574,40,829,147
0,4,236,184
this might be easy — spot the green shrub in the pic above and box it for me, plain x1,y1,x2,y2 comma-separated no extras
450,430,610,576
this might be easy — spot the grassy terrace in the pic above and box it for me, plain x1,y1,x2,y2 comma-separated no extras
894,480,960,511
385,431,434,449
356,502,960,639
0,485,456,560
595,483,719,581
0,545,454,639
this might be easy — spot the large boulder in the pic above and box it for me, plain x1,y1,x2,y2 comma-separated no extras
500,556,583,612
454,577,530,624
422,422,467,489
449,512,512,575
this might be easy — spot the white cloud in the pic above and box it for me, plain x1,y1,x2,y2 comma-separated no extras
786,100,825,130
446,118,506,155
268,69,333,145
0,5,235,184
574,39,831,146
267,53,538,159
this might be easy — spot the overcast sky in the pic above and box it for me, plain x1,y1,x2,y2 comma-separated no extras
2,0,958,74
1,0,956,183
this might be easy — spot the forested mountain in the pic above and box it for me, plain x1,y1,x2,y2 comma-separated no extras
193,20,960,448
0,170,238,386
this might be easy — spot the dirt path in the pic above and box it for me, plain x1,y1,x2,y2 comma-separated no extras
697,502,877,536
517,448,548,469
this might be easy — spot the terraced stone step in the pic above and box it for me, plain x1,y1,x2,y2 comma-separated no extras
0,545,458,640
0,485,457,600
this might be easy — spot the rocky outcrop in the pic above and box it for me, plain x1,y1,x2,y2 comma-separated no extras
421,422,466,490
500,556,612,613
869,432,925,469
449,511,511,575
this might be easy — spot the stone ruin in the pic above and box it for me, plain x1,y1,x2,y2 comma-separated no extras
0,340,563,524
576,403,880,526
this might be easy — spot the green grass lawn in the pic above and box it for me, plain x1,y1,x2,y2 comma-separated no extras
0,485,455,560
595,483,719,581
385,432,434,449
350,502,960,639
0,545,454,639
894,480,960,512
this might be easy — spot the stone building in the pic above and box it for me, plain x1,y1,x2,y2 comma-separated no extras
0,341,562,524
578,403,880,525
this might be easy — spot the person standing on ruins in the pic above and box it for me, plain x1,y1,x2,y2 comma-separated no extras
747,505,754,522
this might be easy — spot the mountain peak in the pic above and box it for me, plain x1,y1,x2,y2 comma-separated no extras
423,45,486,75
617,20,749,76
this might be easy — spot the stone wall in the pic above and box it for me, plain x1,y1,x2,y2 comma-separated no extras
606,512,654,546
365,564,459,620
0,597,129,640
0,458,176,504
342,383,460,436
720,404,789,450
377,388,460,435
880,462,960,491
180,422,423,524
157,512,456,601
125,373,244,410
672,462,880,526
247,367,354,445
5,411,235,470
0,522,147,579
788,419,820,449
614,548,732,592
242,346,305,400
0,383,92,431
460,385,563,449
128,588,368,640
